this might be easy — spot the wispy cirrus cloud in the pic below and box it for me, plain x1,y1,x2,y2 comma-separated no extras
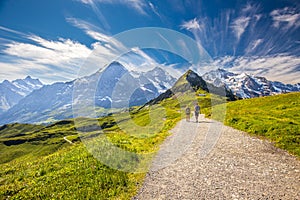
0,26,27,36
245,39,263,54
68,18,188,77
180,18,210,61
1,21,181,83
180,2,265,57
0,32,93,83
180,18,202,31
231,16,251,42
270,7,300,29
66,17,125,52
0,22,133,83
78,0,110,30
148,2,161,18
78,0,148,15
230,3,261,47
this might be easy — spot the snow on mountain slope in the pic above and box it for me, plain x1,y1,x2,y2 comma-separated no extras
0,76,43,113
202,69,300,98
0,62,176,124
144,67,176,93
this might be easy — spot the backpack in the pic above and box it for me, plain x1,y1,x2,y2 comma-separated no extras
195,105,200,113
185,107,191,114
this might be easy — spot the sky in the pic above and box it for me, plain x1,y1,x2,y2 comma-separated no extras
0,0,300,84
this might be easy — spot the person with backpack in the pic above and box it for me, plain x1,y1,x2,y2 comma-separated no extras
185,105,191,122
194,103,200,123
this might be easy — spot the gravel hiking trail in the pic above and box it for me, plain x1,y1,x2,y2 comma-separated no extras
134,118,300,199
63,136,73,144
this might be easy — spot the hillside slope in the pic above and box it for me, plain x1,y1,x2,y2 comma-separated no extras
147,69,236,106
204,92,300,156
0,93,183,198
1,73,298,199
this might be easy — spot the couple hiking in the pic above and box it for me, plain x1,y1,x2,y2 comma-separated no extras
185,103,200,123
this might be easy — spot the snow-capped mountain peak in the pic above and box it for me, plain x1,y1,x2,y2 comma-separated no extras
0,62,176,124
0,77,44,114
202,68,300,98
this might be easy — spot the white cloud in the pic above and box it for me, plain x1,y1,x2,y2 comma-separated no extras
78,0,110,30
242,3,255,13
66,17,134,76
66,17,125,52
1,23,186,84
241,2,261,15
251,39,263,50
66,18,106,40
148,2,161,18
0,60,76,84
181,18,202,31
0,35,93,83
228,55,300,84
116,47,183,78
230,3,262,46
67,17,203,79
78,0,148,15
127,0,147,15
214,56,235,66
270,7,300,29
231,16,251,42
180,18,210,62
254,14,262,22
117,47,157,72
4,36,91,67
245,39,263,54
0,26,26,36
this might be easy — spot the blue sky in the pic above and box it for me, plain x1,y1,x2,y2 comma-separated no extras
0,0,300,84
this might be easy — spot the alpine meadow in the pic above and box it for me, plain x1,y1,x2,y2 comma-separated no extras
0,0,300,199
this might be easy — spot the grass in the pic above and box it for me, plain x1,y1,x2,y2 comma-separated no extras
0,144,143,199
2,76,298,199
0,92,188,199
0,75,220,198
0,120,77,164
203,92,300,157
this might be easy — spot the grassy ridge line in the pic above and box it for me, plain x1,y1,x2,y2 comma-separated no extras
203,92,300,157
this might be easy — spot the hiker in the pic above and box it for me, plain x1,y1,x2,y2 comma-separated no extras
194,103,200,122
185,106,191,122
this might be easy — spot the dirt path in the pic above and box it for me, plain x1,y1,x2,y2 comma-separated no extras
63,136,73,144
134,118,300,199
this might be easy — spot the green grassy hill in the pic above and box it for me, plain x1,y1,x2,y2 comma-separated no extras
1,71,298,199
0,70,218,199
0,97,185,199
203,92,300,157
0,120,76,164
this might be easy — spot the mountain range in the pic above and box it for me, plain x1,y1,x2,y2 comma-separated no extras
0,76,43,114
202,69,300,99
0,63,299,125
0,62,176,125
